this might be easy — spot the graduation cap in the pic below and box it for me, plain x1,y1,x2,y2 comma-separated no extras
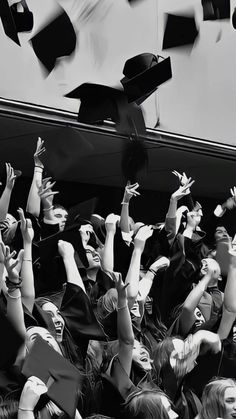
65,197,98,228
0,309,24,369
121,54,172,104
0,0,20,45
162,13,199,49
22,336,82,418
38,223,89,268
233,8,236,29
65,83,146,135
30,10,76,74
10,0,33,32
202,0,230,20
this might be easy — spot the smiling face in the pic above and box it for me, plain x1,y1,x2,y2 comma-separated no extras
194,307,205,327
41,301,65,343
224,387,236,419
132,339,152,371
26,326,62,354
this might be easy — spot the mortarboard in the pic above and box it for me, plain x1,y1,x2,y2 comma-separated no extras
0,0,20,45
162,13,199,49
65,197,98,228
233,8,236,28
65,83,146,135
30,10,76,74
37,223,89,268
65,83,126,124
10,0,33,32
22,336,82,418
0,309,24,369
121,54,172,104
202,0,230,20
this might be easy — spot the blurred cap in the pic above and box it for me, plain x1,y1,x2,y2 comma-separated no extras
10,1,33,33
38,223,88,268
30,10,76,73
233,8,236,28
0,309,24,369
65,82,146,135
90,214,106,245
65,83,126,124
22,336,82,418
0,0,20,45
65,198,98,227
162,13,199,49
121,53,172,104
202,0,230,20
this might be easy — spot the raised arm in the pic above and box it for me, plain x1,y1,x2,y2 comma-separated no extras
120,182,140,236
38,178,59,224
17,208,35,314
138,256,170,301
165,176,195,239
2,244,26,339
26,137,46,218
0,163,18,221
18,376,48,419
101,213,120,272
58,239,86,293
218,243,236,340
125,225,153,308
114,272,134,377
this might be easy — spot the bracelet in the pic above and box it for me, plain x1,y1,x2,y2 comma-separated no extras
121,202,129,205
19,407,34,412
117,303,128,311
43,206,53,212
34,166,43,170
148,269,157,276
7,292,21,299
5,276,22,290
23,259,32,262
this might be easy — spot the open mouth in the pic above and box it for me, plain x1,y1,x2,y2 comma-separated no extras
55,323,63,335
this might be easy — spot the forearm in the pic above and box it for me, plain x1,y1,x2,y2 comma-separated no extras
18,409,35,419
63,255,86,293
102,231,115,271
120,202,130,234
26,168,43,217
21,242,35,313
125,248,142,307
222,264,236,313
0,187,12,221
138,270,155,301
183,274,211,312
7,289,26,338
166,197,177,219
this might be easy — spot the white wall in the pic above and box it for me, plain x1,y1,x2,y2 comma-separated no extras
0,0,236,145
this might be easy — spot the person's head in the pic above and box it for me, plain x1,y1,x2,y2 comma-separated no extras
193,307,205,328
0,213,18,245
200,258,221,286
85,245,101,271
215,226,229,242
123,387,178,419
132,339,153,372
26,326,62,354
154,336,197,382
199,378,236,419
40,300,65,343
53,204,68,231
97,288,118,320
187,210,202,229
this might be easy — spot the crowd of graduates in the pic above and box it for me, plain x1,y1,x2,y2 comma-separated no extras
0,137,236,419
